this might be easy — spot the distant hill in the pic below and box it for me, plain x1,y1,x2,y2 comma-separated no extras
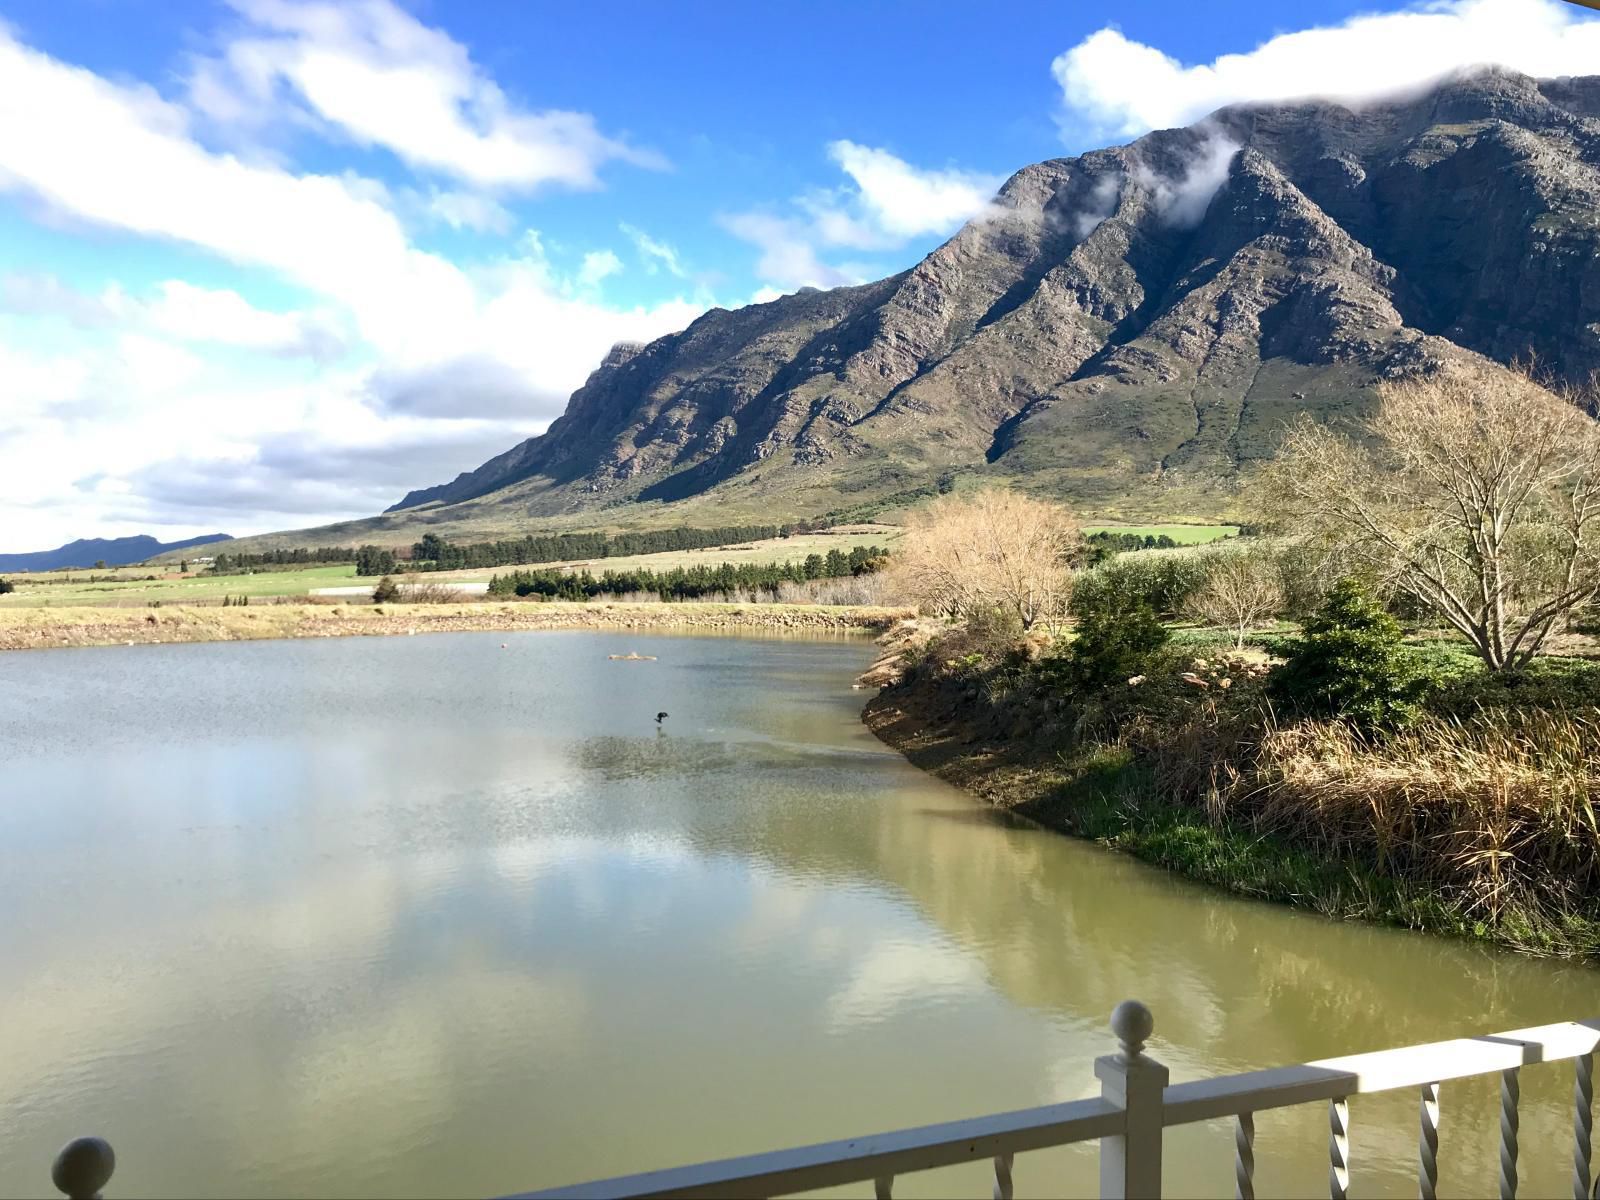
216,68,1600,554
0,533,231,573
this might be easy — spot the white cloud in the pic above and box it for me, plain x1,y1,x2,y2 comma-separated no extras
1134,135,1240,227
189,0,663,191
576,249,623,290
1072,171,1123,237
0,18,706,546
620,223,687,277
420,188,514,233
826,140,1002,239
1053,0,1600,141
724,143,1002,291
718,212,862,291
1,274,349,360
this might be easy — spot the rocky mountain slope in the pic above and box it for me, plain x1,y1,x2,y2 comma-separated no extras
249,68,1600,549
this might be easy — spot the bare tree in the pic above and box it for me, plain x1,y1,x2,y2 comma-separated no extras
1263,363,1600,671
1186,547,1284,648
889,488,1081,628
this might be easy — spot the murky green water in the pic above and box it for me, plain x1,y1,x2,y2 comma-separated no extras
1,631,1593,1198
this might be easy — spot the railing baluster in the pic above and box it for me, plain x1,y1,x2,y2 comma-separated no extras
1577,1052,1594,1200
992,1152,1014,1200
1500,1066,1520,1200
1234,1111,1255,1200
873,1176,893,1199
1096,1000,1169,1200
1329,1097,1350,1200
1418,1082,1440,1200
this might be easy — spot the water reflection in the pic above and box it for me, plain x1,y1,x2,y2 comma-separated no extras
0,631,1592,1199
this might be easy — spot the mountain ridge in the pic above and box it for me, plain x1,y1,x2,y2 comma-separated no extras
223,67,1600,552
0,533,231,573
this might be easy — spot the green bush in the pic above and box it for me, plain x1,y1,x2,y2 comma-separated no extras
931,607,1027,674
0,577,12,595
1057,594,1170,690
1426,656,1600,718
1073,548,1216,619
371,576,402,603
1269,579,1429,733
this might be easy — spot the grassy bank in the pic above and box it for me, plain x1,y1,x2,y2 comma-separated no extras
863,625,1600,960
0,601,913,652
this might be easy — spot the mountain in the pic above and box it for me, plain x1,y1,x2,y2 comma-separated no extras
233,68,1600,551
0,533,231,573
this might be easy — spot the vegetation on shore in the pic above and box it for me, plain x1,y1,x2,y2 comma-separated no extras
868,594,1600,959
864,365,1600,958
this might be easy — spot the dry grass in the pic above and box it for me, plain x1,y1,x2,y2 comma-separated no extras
1251,712,1599,930
1123,687,1600,948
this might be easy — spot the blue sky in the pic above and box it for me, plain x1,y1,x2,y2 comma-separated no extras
2,0,1598,548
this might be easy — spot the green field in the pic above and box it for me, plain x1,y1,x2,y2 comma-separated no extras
0,530,903,609
0,564,361,608
1083,523,1238,544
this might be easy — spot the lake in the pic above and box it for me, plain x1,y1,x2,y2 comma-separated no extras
1,631,1593,1198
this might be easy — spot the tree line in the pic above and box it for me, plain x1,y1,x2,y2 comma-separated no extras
208,524,837,578
409,524,803,571
210,546,358,573
487,546,887,601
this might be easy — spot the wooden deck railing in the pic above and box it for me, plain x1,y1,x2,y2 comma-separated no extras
48,1000,1600,1200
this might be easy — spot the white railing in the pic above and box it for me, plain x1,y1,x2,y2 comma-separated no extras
508,1001,1600,1200
45,1000,1600,1200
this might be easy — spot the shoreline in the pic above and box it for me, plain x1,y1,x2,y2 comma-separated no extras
860,670,1598,961
0,601,913,652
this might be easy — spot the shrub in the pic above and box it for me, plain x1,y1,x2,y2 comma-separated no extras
1269,579,1429,733
371,575,402,603
1073,548,1215,619
1426,656,1600,719
1058,593,1170,690
397,579,463,604
0,577,12,595
890,488,1080,628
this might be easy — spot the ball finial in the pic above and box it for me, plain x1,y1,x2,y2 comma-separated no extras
1110,1000,1154,1060
52,1137,115,1200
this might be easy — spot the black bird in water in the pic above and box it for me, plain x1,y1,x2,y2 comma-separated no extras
654,711,670,724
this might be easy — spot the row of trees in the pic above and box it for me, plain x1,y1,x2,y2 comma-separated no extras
488,546,887,601
209,523,839,579
355,546,398,577
209,546,357,572
411,525,792,571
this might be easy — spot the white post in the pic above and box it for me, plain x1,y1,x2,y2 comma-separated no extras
1096,1000,1168,1200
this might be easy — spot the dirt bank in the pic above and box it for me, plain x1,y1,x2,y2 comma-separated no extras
0,601,914,652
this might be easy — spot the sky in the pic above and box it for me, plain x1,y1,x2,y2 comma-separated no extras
3,0,1600,550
